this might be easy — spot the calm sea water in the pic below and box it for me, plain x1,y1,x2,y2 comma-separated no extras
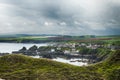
0,43,48,53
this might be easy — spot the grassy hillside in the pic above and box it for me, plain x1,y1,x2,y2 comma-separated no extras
0,50,120,80
93,50,120,80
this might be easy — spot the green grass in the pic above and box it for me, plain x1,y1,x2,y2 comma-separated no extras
0,50,120,80
92,50,120,80
0,54,101,80
0,37,49,43
0,35,119,43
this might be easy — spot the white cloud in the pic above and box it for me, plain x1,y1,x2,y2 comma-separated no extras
60,22,67,26
84,21,106,30
74,21,81,25
0,0,119,35
44,22,54,26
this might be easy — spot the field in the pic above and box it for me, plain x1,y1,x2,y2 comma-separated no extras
0,34,119,43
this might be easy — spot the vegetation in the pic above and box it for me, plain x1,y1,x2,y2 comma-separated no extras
93,50,120,80
0,34,119,43
0,50,119,80
0,35,119,79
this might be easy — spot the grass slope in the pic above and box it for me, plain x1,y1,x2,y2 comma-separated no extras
0,50,120,80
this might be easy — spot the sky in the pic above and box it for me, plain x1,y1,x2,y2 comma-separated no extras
0,0,120,35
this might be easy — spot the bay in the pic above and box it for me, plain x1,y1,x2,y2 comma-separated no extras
0,43,48,53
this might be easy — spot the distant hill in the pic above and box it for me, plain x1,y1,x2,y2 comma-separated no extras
0,34,97,38
0,34,61,38
0,50,119,80
0,34,119,38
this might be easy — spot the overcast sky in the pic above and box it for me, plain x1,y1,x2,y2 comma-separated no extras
0,0,120,35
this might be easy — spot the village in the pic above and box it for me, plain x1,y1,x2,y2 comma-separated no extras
10,42,119,64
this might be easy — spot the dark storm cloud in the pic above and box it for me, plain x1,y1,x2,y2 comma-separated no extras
0,0,120,35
